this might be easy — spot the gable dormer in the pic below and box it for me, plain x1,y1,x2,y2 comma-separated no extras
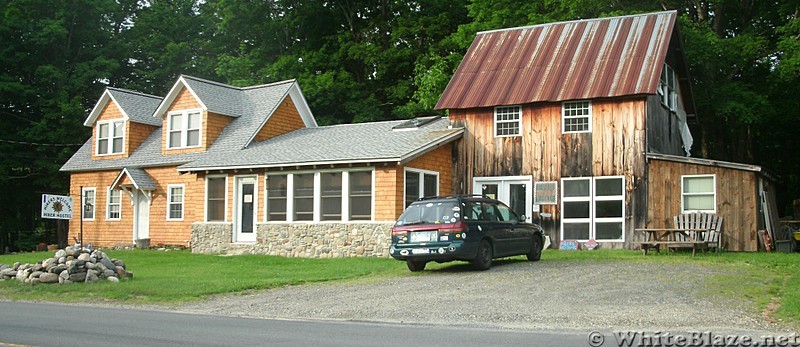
84,88,162,160
153,76,240,155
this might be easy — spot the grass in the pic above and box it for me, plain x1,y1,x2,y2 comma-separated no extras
0,250,406,304
1,248,798,328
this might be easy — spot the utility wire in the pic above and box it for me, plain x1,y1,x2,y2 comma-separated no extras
0,139,84,147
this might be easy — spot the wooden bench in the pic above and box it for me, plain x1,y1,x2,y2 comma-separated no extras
673,213,724,252
635,228,709,256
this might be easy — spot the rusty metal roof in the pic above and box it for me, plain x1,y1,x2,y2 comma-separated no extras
435,11,678,110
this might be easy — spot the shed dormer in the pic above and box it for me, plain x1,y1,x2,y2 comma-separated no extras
83,88,162,160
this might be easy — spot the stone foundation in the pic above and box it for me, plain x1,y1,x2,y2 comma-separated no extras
191,222,394,258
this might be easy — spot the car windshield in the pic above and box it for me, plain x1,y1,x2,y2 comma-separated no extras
396,201,461,226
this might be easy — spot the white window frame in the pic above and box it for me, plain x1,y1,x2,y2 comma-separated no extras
204,175,228,222
81,187,96,221
106,187,122,221
265,168,375,223
681,174,716,213
166,109,203,149
96,119,125,156
494,105,522,137
562,100,592,134
166,184,185,221
659,64,677,111
403,168,440,208
560,176,625,242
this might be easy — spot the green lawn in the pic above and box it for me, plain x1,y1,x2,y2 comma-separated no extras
1,249,798,328
0,250,405,304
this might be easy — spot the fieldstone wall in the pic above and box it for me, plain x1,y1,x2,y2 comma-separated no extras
191,222,394,258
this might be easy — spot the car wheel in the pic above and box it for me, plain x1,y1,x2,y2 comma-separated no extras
406,260,427,272
527,235,542,261
471,239,493,271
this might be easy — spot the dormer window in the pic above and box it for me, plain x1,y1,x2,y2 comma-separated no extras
97,120,125,155
167,109,202,149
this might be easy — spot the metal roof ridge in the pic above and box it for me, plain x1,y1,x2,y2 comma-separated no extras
477,10,676,35
106,87,164,101
241,79,297,90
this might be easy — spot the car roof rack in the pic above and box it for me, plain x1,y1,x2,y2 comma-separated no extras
415,194,486,201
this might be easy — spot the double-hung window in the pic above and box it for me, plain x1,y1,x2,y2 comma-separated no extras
494,106,521,137
562,101,591,133
404,168,439,208
107,188,121,220
349,171,372,221
681,175,716,213
265,170,373,222
97,120,125,155
206,176,227,222
81,187,96,221
659,64,677,111
167,185,184,220
167,110,202,149
561,176,624,241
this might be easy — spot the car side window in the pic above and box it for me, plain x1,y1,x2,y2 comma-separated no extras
496,204,518,223
464,202,480,221
482,203,501,222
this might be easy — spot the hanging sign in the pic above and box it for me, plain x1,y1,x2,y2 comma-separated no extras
41,194,74,220
534,181,558,205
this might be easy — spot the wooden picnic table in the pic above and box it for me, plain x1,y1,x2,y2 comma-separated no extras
634,228,711,256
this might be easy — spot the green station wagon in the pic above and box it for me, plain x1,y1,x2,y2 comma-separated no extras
389,195,544,271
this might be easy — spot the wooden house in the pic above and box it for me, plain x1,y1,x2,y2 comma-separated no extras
434,11,776,251
61,76,461,256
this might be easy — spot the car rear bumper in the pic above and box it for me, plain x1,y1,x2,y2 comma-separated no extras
389,241,477,262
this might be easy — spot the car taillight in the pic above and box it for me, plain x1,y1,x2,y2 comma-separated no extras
391,228,407,237
439,221,466,233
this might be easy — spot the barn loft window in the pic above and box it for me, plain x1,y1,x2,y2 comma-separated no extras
562,101,591,134
96,120,125,155
681,174,716,213
494,106,521,137
167,109,202,149
659,64,677,111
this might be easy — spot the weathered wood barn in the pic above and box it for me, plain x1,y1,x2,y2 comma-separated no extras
434,10,776,251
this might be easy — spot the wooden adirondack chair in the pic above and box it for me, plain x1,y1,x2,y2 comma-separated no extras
674,213,724,252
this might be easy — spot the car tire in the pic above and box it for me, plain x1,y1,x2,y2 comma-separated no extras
406,260,427,272
471,239,493,271
527,235,542,261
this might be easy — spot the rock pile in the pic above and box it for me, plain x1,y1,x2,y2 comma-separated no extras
0,246,132,284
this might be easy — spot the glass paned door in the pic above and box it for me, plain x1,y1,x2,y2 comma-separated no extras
473,177,532,222
235,176,257,243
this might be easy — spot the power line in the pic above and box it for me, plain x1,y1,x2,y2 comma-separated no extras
0,139,84,147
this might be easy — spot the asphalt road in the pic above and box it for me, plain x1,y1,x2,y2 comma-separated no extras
0,301,589,347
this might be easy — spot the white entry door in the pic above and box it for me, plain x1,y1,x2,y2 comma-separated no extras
133,190,150,241
473,176,532,222
234,176,258,243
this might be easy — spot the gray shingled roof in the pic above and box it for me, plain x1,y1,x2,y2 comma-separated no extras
181,75,244,117
107,88,162,126
61,76,462,173
113,167,157,190
178,117,463,171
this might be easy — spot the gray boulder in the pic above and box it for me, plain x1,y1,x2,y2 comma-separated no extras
39,273,59,283
68,272,86,282
100,257,116,272
107,276,119,283
54,249,66,258
77,253,91,262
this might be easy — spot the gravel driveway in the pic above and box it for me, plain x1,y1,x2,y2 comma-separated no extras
179,259,781,333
